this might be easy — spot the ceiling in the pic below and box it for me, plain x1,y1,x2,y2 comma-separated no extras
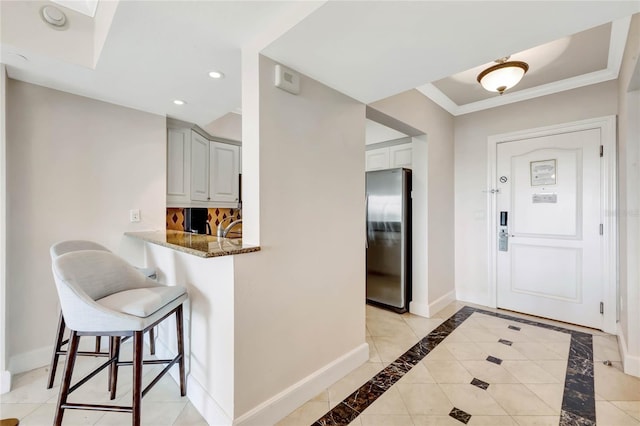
366,119,408,145
1,1,639,129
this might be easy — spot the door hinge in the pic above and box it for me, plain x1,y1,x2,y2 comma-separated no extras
600,145,604,157
600,224,604,235
600,302,604,314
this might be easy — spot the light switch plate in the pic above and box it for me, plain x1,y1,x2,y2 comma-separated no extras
129,209,141,222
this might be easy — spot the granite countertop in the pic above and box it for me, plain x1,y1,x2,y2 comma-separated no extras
125,230,260,258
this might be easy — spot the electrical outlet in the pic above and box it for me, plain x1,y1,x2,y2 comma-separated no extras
130,209,141,223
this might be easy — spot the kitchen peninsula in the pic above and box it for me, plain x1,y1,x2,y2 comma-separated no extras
125,229,260,258
125,230,260,425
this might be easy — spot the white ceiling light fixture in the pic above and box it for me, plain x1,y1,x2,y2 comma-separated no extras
40,5,68,30
173,100,186,105
477,56,529,95
208,71,225,79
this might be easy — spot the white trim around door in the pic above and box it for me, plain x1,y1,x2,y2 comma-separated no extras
486,115,617,334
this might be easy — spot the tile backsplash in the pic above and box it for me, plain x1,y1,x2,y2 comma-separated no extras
166,207,241,235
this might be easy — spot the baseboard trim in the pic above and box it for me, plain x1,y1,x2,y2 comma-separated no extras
154,329,233,425
7,337,115,376
187,374,234,426
234,342,369,426
410,290,456,318
455,290,492,308
617,328,640,378
409,300,430,318
1,369,11,394
8,345,51,376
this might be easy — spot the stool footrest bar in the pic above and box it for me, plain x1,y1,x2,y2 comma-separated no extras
117,359,175,367
142,354,182,398
61,403,133,413
55,350,110,357
68,356,117,395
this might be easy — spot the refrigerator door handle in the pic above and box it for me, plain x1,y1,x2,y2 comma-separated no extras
365,194,369,248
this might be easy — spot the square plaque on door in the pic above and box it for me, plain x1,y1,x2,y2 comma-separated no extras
530,159,557,186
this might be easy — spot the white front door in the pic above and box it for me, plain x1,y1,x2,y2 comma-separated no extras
496,128,603,329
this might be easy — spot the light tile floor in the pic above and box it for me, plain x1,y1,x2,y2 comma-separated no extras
2,302,639,425
0,338,207,425
278,301,640,426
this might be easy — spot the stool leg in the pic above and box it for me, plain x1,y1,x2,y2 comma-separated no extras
108,336,114,392
109,336,121,400
132,331,144,426
54,330,80,426
95,336,101,353
47,312,66,389
176,305,186,396
149,327,155,355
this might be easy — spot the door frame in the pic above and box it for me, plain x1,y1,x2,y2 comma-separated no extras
486,116,617,333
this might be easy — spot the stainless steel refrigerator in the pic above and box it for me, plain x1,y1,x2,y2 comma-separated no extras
366,168,412,313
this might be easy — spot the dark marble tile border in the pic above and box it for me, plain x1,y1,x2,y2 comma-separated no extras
470,377,490,390
449,407,472,424
486,355,503,365
310,306,596,425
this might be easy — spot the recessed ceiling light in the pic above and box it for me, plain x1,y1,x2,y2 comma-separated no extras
40,5,68,30
173,100,186,105
208,71,225,79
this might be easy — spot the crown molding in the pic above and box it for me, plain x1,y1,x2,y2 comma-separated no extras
418,16,632,117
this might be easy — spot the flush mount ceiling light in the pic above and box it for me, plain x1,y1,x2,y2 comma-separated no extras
173,100,186,105
40,5,68,30
477,56,529,95
208,71,225,79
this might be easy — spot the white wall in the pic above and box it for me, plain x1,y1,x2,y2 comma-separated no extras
370,90,456,316
365,119,407,145
233,54,367,421
5,80,166,374
454,81,618,306
616,13,640,376
0,65,9,393
203,112,242,142
144,244,237,425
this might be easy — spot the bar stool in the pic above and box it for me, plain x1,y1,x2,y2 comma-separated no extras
50,249,187,426
47,240,157,390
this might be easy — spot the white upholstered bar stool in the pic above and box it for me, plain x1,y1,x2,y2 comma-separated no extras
51,249,187,426
47,240,157,389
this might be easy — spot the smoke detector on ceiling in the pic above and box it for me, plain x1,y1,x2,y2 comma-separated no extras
40,5,68,30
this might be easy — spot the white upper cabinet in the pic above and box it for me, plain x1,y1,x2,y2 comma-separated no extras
167,127,191,205
366,148,390,171
190,131,210,202
209,141,240,203
365,143,412,171
390,143,412,168
166,123,241,207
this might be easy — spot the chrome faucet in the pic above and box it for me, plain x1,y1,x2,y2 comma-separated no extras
216,217,242,238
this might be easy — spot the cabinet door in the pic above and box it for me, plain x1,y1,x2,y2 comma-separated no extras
390,143,412,169
209,141,240,203
191,132,210,201
167,128,190,204
366,148,390,171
